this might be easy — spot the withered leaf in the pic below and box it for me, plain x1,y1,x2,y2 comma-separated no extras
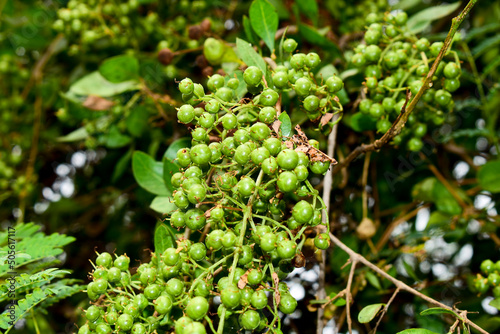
271,119,282,135
82,95,115,111
272,272,280,305
284,140,294,150
238,271,250,289
292,125,337,164
320,113,334,126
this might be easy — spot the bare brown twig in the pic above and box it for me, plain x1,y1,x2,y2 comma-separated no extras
329,232,489,334
317,117,339,334
345,260,357,334
371,288,400,334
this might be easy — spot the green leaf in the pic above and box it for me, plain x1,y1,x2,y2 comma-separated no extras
407,2,462,34
472,35,500,58
111,149,132,183
103,126,131,148
236,38,268,76
346,112,377,132
489,298,500,311
412,177,437,202
465,23,500,42
154,222,175,255
220,46,241,64
0,223,75,274
163,158,180,192
298,24,341,57
232,70,248,100
150,197,177,214
397,329,440,334
278,112,292,138
478,160,500,193
426,211,452,229
56,127,88,142
99,55,140,83
268,0,289,19
393,0,421,10
132,151,170,196
249,0,279,53
164,137,192,161
315,65,350,105
126,106,149,137
481,57,500,80
296,0,319,26
69,71,140,97
420,307,460,318
242,15,259,46
358,303,385,323
365,271,382,290
402,258,421,282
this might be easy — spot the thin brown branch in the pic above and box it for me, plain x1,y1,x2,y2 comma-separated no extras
21,34,64,99
448,318,461,334
18,35,64,222
331,90,411,177
361,152,372,219
345,260,357,334
329,232,489,334
317,117,339,333
375,203,432,252
372,288,400,334
425,159,468,209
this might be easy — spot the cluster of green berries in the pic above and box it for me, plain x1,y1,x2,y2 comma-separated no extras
0,54,35,197
166,43,336,332
0,54,30,135
79,253,152,334
352,11,461,152
53,0,215,56
471,259,500,297
330,0,388,34
279,39,345,122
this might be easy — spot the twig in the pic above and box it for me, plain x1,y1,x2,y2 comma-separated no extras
18,35,64,222
331,90,412,177
317,118,339,334
274,25,298,41
328,232,489,334
448,319,461,334
375,203,432,252
21,34,64,100
361,152,372,219
345,260,357,334
372,288,400,334
425,158,468,209
331,0,477,177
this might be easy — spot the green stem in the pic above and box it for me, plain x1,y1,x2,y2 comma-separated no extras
205,315,218,334
188,255,232,294
253,214,294,239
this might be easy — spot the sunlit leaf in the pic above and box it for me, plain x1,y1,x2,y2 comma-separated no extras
249,0,278,52
132,151,170,196
478,160,500,193
407,2,461,33
99,55,139,83
358,303,385,323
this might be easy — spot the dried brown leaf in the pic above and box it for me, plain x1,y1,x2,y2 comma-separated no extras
320,113,334,126
272,272,281,305
82,95,115,111
238,271,250,289
292,125,337,164
271,120,282,134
